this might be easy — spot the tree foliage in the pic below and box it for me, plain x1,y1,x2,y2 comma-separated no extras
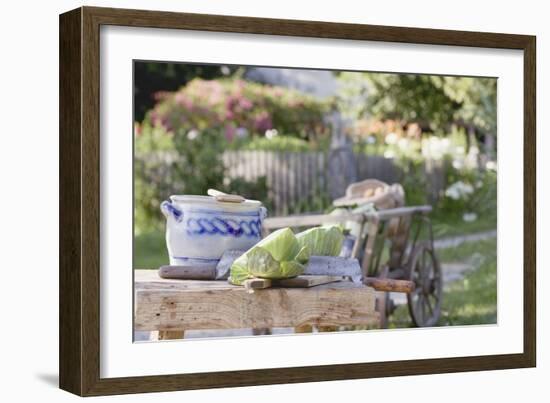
337,72,497,135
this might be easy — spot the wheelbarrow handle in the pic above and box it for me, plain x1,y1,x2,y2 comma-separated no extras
364,277,415,293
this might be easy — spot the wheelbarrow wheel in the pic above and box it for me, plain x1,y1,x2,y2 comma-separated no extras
406,242,442,327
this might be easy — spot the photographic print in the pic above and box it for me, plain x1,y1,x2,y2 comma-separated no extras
60,7,535,395
133,61,498,341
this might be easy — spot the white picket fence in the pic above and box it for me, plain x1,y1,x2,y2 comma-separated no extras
223,150,445,215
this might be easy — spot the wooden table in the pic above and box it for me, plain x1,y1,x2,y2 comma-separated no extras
134,270,380,339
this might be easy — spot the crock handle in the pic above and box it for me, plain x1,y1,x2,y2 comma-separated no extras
259,206,268,221
160,200,183,222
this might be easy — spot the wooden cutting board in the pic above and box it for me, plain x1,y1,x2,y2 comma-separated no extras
243,275,343,291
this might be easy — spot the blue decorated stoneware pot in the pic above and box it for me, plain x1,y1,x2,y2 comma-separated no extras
160,195,267,266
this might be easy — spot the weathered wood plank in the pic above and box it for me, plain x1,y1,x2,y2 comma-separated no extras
243,278,272,290
263,212,364,228
134,271,378,331
242,275,343,291
276,275,342,287
263,205,433,230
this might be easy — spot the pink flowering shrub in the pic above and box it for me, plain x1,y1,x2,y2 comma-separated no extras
143,78,328,141
135,78,327,232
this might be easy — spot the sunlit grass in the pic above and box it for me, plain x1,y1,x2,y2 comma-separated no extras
134,230,168,269
428,211,496,239
389,238,497,327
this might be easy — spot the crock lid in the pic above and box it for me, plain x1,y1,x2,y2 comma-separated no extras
169,195,262,209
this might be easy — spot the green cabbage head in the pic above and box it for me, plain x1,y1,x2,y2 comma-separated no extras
229,228,310,285
228,225,344,285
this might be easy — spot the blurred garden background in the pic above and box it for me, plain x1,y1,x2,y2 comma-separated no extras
134,61,497,326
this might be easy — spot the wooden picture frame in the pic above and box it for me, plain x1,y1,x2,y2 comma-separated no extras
59,6,536,396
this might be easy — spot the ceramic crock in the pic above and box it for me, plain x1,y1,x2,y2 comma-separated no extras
160,195,267,266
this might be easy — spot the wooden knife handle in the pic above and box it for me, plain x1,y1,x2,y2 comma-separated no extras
158,265,217,280
364,277,415,293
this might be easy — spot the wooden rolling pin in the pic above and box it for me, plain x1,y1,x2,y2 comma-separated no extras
364,277,415,293
159,265,217,280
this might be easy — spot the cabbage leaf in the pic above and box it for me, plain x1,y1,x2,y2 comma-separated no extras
295,225,344,256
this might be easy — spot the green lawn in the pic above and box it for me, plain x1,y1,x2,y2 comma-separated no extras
430,211,496,239
134,230,168,269
388,238,497,328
